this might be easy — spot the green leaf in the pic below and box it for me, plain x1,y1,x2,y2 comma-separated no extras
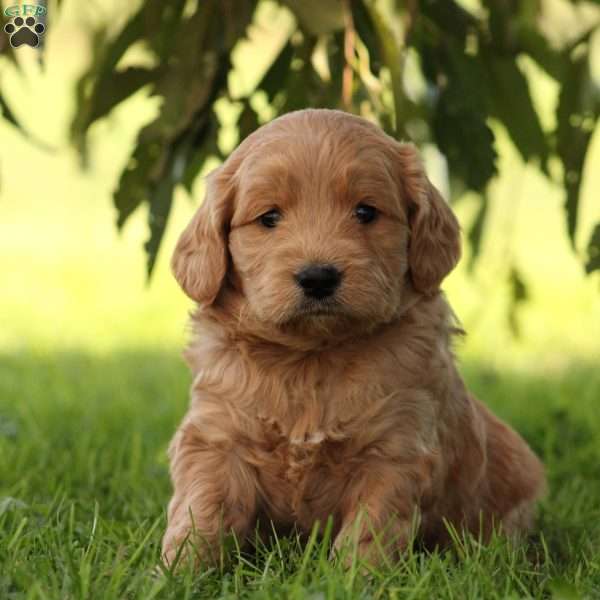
508,265,528,337
71,0,187,150
478,2,552,169
114,143,158,229
307,31,346,111
109,1,256,275
0,92,21,130
143,0,188,60
433,99,496,192
556,49,600,247
271,34,349,115
283,0,344,36
350,0,382,73
585,223,600,275
276,37,317,113
145,176,175,278
72,26,143,151
419,0,479,42
0,91,54,151
516,26,566,81
467,196,488,270
238,99,260,143
483,54,549,169
420,39,498,191
182,110,222,193
257,40,294,102
86,67,157,128
112,2,220,222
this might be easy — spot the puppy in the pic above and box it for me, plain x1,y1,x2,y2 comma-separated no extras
162,109,545,568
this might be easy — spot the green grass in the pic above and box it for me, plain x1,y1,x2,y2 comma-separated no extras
1,352,600,599
2,2,600,597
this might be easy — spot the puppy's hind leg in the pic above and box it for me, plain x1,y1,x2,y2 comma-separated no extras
161,422,258,571
473,399,546,541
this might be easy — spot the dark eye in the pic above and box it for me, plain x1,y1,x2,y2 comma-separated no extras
258,208,282,228
354,203,378,224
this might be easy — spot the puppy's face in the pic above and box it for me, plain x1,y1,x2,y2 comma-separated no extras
172,110,460,339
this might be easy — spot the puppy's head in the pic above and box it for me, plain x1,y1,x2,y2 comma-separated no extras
172,110,460,339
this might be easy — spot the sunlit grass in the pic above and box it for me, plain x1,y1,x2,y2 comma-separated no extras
1,351,599,598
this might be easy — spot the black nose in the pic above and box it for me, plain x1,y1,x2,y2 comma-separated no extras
294,264,342,299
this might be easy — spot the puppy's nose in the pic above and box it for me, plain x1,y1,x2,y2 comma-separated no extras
294,264,341,299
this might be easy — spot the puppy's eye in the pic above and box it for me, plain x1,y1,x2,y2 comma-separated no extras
354,203,378,224
258,209,282,229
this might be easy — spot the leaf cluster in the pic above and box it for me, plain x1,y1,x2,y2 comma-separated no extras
1,0,599,280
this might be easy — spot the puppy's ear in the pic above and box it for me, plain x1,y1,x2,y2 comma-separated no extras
171,168,233,305
398,143,461,295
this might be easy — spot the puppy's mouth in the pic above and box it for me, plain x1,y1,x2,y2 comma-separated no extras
295,298,342,318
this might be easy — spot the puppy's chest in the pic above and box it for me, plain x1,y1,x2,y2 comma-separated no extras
250,372,365,486
252,417,353,521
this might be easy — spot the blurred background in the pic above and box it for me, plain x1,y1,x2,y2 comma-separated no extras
1,0,599,367
1,1,600,595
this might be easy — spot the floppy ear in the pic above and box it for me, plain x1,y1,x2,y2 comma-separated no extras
398,144,461,295
171,168,233,306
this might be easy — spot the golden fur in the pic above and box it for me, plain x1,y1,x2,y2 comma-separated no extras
162,109,545,567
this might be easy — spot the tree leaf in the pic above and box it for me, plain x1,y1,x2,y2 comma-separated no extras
350,0,382,73
111,0,256,275
56,0,600,286
238,99,260,143
145,176,175,278
276,37,317,113
419,0,479,42
283,0,344,36
71,0,187,150
508,265,528,337
72,24,144,153
483,54,549,169
585,223,600,275
257,40,294,103
114,143,158,229
419,37,498,192
516,26,566,81
182,111,222,194
467,196,489,271
87,67,157,127
556,49,600,247
0,91,54,150
0,92,21,131
113,1,224,227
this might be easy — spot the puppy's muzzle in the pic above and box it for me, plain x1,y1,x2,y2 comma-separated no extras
294,264,342,300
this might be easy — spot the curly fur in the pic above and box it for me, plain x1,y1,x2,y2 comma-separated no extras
162,109,545,567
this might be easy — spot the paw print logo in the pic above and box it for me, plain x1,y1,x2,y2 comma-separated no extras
4,16,45,48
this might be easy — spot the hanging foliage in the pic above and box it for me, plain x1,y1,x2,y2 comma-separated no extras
1,0,599,283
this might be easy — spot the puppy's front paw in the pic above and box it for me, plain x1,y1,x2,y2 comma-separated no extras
331,531,382,570
161,526,206,572
331,512,413,569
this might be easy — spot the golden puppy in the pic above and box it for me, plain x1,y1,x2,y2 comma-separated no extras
162,109,545,567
